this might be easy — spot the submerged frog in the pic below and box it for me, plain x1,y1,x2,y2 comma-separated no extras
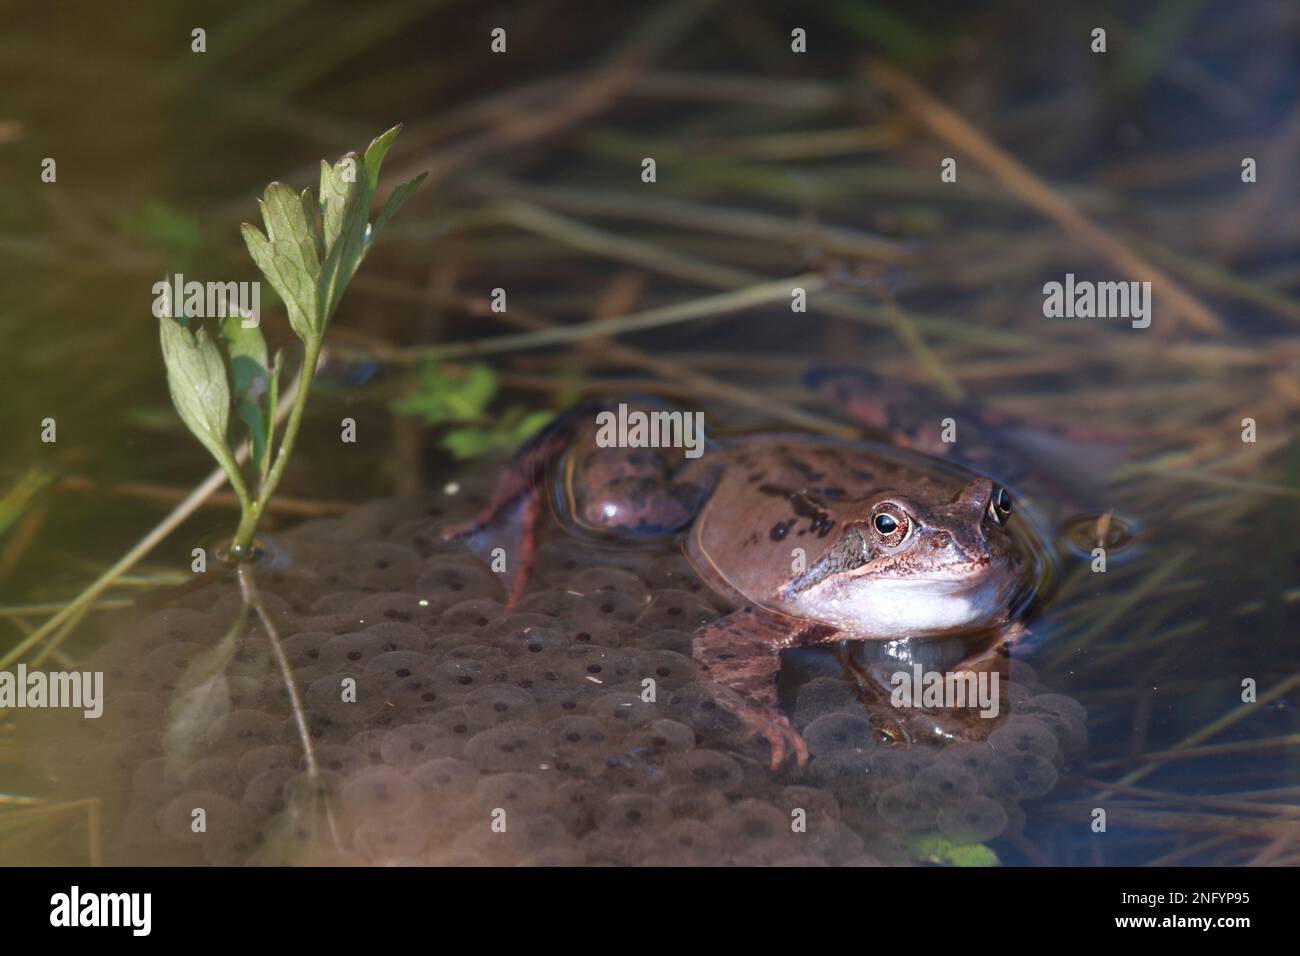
447,395,1054,769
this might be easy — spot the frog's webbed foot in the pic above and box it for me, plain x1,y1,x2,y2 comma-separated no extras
734,704,809,771
692,609,836,771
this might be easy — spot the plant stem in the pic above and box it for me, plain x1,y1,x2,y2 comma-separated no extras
231,338,321,555
342,274,826,363
236,562,319,782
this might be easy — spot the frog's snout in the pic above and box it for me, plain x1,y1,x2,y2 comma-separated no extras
953,477,995,515
925,525,991,564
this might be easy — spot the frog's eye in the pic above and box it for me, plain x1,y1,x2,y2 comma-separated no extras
988,487,1012,524
869,505,910,546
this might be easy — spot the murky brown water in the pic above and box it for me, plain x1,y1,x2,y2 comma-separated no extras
3,0,1299,867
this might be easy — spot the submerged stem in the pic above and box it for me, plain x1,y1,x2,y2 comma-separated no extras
236,562,318,782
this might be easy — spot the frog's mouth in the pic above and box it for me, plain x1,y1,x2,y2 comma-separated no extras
786,569,1023,638
781,556,1016,601
878,562,999,583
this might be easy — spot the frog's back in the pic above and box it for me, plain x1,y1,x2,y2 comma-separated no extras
686,435,968,609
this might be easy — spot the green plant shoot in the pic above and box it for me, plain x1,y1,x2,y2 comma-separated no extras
159,125,426,557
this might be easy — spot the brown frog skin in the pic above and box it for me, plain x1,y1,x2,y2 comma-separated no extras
446,399,1046,770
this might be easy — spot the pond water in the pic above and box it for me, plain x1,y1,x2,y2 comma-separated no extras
1,0,1297,866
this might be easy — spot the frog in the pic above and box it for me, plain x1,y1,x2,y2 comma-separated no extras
445,392,1056,770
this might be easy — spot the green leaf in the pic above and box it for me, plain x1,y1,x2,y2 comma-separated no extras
390,362,498,425
300,186,323,264
440,427,502,460
450,364,496,418
511,409,554,443
221,315,268,390
318,156,353,253
438,406,555,461
240,221,316,344
316,177,370,326
362,124,403,190
242,181,321,342
314,147,374,328
907,833,999,867
438,407,551,461
372,172,427,241
159,316,240,485
222,315,270,475
240,127,423,351
259,182,319,280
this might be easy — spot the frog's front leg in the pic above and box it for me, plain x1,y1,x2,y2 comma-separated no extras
692,608,838,770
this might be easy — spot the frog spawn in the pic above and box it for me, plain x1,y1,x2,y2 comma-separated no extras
18,486,1084,866
792,659,1084,842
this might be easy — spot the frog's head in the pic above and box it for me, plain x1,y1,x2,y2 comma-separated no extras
775,477,1023,636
